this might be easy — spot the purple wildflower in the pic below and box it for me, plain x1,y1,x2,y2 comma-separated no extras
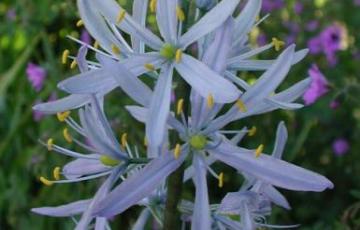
80,29,92,45
306,20,319,32
26,63,47,92
354,0,360,6
257,33,268,46
303,64,329,105
6,8,16,21
262,0,284,13
329,100,340,109
294,2,304,14
332,138,350,156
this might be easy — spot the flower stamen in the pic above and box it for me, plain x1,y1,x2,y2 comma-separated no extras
144,63,155,71
248,126,257,137
116,9,126,24
63,128,73,143
62,49,70,64
47,138,54,151
175,49,182,63
207,94,214,109
176,6,185,22
121,133,128,149
111,44,121,55
272,37,285,51
53,167,61,181
177,98,184,115
57,111,71,122
174,144,181,159
218,172,224,188
40,176,54,186
76,19,84,27
236,99,247,112
70,59,77,69
255,144,264,158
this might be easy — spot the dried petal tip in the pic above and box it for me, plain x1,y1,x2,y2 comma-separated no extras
57,111,71,122
40,177,54,186
47,138,54,151
121,133,128,148
62,49,70,64
53,167,61,181
150,0,157,13
255,144,264,158
144,63,155,71
176,6,185,22
207,94,214,108
174,144,181,159
272,37,285,51
177,98,184,115
248,126,257,137
116,9,126,24
236,99,247,112
63,128,72,143
76,19,84,27
218,172,224,188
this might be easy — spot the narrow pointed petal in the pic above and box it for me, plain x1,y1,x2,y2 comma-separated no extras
132,209,151,230
32,94,90,114
209,141,334,192
265,98,304,110
272,122,288,159
95,218,108,230
191,154,211,230
93,0,163,50
132,0,149,53
63,157,109,179
125,105,186,134
263,185,291,210
176,54,240,103
156,0,177,44
233,0,261,42
77,0,127,54
94,148,188,217
77,46,90,72
97,55,152,106
146,64,173,150
179,0,240,48
32,200,91,217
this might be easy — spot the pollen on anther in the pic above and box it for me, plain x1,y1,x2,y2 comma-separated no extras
272,37,285,51
255,144,264,158
62,49,70,64
111,44,121,55
76,19,84,27
218,172,224,188
63,128,73,143
144,137,148,147
177,98,184,115
40,176,54,186
57,111,71,122
93,40,100,49
47,138,54,151
207,94,214,109
174,144,181,159
248,126,257,137
121,133,128,148
70,59,77,69
176,6,185,22
175,49,182,63
144,63,155,71
150,0,157,13
236,99,247,112
53,167,61,181
116,9,126,24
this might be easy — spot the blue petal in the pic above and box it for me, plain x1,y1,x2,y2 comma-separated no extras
32,94,90,114
156,0,177,44
31,200,91,217
272,121,288,159
132,0,149,53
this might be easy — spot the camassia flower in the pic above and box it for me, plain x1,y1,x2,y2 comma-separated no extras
91,45,333,228
32,97,150,229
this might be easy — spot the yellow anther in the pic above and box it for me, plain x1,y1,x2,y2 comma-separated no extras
70,59,77,69
111,44,121,55
272,37,285,51
144,137,148,147
150,0,157,13
176,6,185,22
255,144,264,158
40,176,54,186
94,40,100,49
121,133,128,148
175,49,182,63
47,138,54,151
248,126,257,137
76,19,84,27
62,49,70,64
174,144,181,159
144,63,155,71
116,9,126,24
236,99,247,112
207,94,214,109
53,167,61,181
63,128,73,143
177,98,184,115
218,172,224,188
57,111,71,122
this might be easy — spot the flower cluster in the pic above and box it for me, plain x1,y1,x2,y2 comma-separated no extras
32,0,333,229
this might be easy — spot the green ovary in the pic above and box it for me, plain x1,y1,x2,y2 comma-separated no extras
159,43,177,60
190,135,208,150
100,155,120,167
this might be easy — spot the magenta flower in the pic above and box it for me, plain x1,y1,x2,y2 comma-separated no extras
26,63,46,92
303,64,329,105
332,138,350,156
329,100,340,109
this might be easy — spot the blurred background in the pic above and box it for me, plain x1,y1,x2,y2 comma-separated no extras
0,0,360,229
